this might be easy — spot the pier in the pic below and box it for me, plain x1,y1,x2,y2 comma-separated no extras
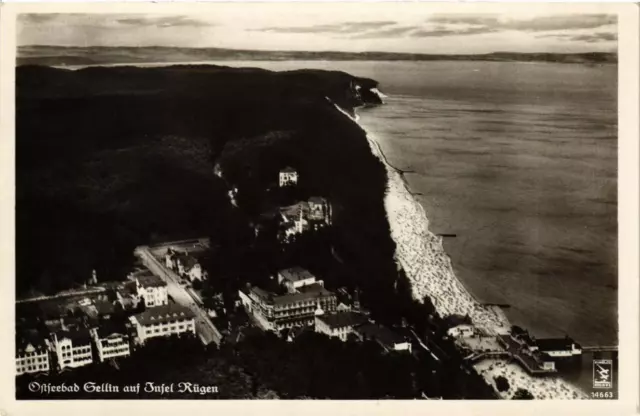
483,303,511,309
582,345,618,352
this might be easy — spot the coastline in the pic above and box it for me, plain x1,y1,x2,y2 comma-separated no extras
333,99,510,334
332,92,589,400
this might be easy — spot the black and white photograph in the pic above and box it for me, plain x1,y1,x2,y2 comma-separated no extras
2,2,638,408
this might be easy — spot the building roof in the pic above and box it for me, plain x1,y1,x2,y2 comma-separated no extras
250,283,334,306
133,304,195,326
250,286,273,302
56,328,92,345
280,166,297,174
317,312,369,329
136,274,167,289
79,305,99,319
279,202,309,219
279,267,315,283
117,281,138,298
16,329,48,355
297,283,333,297
94,299,115,316
536,337,580,351
274,284,335,305
308,196,326,204
178,255,200,270
538,352,555,362
355,323,407,348
94,321,128,339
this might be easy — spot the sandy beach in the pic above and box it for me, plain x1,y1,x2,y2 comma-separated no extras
475,359,587,399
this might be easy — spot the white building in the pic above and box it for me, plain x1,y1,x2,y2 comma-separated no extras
336,302,351,312
129,304,196,344
90,325,131,362
279,167,298,187
536,337,582,357
50,329,93,370
135,273,168,308
245,284,337,332
178,256,203,282
165,249,204,282
278,197,332,240
355,323,412,353
16,331,50,375
315,312,369,342
447,324,476,339
278,267,320,293
308,196,331,224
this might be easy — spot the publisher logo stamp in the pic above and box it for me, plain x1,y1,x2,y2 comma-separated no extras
593,359,613,389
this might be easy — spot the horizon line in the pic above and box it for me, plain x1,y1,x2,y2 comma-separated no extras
19,44,617,56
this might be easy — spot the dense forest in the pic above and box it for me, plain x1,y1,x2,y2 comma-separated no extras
16,64,378,296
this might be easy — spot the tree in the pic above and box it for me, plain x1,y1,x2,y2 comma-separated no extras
494,375,510,392
512,388,534,400
192,279,203,290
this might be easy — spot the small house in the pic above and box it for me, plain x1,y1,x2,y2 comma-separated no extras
279,167,298,187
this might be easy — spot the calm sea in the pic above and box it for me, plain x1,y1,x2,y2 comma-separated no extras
72,60,618,346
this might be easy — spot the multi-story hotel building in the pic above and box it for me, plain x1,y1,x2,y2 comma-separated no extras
16,330,50,375
90,324,131,362
129,304,196,344
51,329,94,370
245,281,337,332
135,273,168,308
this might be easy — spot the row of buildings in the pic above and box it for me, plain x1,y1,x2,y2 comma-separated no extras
238,267,412,353
16,271,197,376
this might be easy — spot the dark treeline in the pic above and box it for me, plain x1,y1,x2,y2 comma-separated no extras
16,65,377,296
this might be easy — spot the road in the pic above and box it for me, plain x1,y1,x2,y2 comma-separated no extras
134,245,222,347
17,287,107,304
409,328,440,362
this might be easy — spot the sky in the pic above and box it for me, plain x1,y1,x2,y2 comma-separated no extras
17,6,618,54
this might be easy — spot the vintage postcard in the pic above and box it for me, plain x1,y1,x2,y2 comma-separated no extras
0,2,638,415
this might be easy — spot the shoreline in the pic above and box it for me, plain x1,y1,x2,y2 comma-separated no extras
334,93,589,399
336,100,508,332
